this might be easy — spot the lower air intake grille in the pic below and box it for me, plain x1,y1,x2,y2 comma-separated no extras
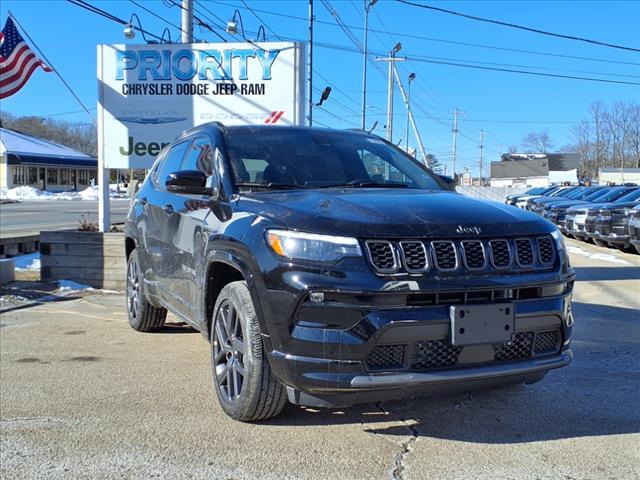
494,332,533,361
432,241,458,271
534,330,561,354
410,340,462,370
366,241,397,272
515,239,535,267
537,236,555,265
462,240,486,269
366,345,405,370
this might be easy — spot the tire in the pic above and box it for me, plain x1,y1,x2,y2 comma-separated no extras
594,239,609,248
126,248,167,332
210,281,287,422
635,245,640,255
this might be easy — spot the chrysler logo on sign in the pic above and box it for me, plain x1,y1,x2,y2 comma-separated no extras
456,225,482,235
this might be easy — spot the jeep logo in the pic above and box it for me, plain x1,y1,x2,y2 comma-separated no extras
456,225,482,235
119,136,170,157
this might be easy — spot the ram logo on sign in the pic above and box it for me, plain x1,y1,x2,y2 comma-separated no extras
97,42,306,169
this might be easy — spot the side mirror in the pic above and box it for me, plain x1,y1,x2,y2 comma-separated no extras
166,170,213,196
438,174,457,191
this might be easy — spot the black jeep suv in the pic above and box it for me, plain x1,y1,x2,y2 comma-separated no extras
125,124,574,421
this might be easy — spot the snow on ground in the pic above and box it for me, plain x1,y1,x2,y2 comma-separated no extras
13,252,41,271
0,184,128,201
567,245,630,265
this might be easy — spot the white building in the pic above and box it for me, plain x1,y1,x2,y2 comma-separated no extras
0,128,97,192
598,168,640,186
490,153,580,187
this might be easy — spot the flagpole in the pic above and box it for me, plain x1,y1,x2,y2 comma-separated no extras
7,11,95,125
8,11,111,232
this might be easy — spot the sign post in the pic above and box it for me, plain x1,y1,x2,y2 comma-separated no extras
97,41,306,231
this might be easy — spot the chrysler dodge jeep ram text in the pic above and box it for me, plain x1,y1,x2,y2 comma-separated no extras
125,124,574,421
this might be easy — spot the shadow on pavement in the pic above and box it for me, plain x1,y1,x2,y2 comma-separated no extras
574,266,640,281
264,301,640,445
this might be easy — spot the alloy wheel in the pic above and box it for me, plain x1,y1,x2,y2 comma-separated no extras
213,300,246,403
127,257,140,320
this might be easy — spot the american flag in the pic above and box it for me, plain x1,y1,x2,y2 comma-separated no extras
0,17,52,99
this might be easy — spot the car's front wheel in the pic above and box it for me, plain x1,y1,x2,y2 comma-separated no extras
126,248,167,332
211,281,287,422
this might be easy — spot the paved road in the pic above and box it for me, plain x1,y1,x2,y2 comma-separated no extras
1,238,639,479
0,199,131,237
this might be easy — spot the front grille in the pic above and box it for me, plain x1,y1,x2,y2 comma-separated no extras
494,332,533,361
431,241,458,271
366,345,405,370
364,236,555,274
410,340,461,370
400,241,429,272
534,330,561,354
537,237,555,265
462,240,486,270
515,238,535,267
489,240,511,268
365,241,397,273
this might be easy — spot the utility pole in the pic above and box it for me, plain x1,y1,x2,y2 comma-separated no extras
479,130,485,187
451,109,459,182
394,67,427,165
181,0,193,43
361,0,377,130
405,72,415,152
376,43,403,142
308,0,314,126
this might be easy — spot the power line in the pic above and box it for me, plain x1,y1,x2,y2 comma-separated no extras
240,0,282,41
396,0,640,53
129,0,190,41
205,0,640,66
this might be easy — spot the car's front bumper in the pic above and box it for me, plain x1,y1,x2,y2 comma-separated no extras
594,218,631,245
259,257,575,407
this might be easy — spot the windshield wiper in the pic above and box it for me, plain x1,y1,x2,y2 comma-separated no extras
236,182,304,190
317,180,410,189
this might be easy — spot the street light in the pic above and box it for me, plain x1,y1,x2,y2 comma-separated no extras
406,72,416,152
123,14,171,44
361,0,378,131
226,9,245,37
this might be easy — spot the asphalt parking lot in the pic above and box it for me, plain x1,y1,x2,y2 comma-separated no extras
1,237,639,480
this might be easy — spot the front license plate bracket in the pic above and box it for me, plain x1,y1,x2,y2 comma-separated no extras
450,303,515,346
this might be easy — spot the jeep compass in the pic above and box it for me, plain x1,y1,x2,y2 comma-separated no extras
125,124,574,421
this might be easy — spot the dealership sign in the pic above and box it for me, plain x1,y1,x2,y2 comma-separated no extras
97,42,306,169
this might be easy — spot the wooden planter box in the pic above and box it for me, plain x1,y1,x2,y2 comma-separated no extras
40,231,126,290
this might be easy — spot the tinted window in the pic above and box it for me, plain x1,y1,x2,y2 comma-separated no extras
181,137,215,177
614,188,640,202
156,141,188,187
223,128,444,190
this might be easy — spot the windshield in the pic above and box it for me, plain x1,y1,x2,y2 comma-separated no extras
596,187,630,203
583,188,610,201
223,128,444,190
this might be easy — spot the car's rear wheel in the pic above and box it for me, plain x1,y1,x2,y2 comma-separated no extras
211,281,287,422
126,248,167,332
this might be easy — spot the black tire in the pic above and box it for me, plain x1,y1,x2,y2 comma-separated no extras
126,248,167,332
594,239,609,248
210,281,287,422
635,245,640,255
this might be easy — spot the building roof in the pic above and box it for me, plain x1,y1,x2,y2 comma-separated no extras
0,127,96,167
492,152,581,179
599,168,640,174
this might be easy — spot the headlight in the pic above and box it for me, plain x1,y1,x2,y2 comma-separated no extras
551,228,571,269
266,229,362,262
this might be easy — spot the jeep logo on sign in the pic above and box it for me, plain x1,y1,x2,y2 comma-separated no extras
456,225,482,235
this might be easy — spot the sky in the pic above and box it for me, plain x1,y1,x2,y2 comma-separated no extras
1,0,639,176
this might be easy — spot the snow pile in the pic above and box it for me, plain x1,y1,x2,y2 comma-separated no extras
14,252,41,271
0,185,128,201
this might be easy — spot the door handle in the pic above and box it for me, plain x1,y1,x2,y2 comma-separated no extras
164,204,174,215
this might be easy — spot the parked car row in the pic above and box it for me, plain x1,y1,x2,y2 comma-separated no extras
506,186,640,254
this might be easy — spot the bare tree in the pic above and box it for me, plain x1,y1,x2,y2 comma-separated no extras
521,130,554,153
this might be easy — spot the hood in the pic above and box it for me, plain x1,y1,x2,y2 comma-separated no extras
568,202,613,213
548,200,589,210
595,201,639,211
236,189,554,238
